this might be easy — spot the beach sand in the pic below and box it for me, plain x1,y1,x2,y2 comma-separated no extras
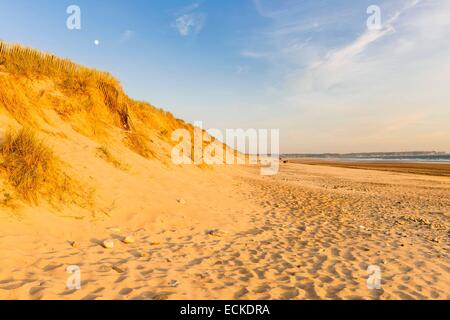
0,162,449,300
288,159,450,177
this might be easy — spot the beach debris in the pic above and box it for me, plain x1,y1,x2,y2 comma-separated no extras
103,239,114,249
122,236,135,244
177,198,186,205
109,227,121,233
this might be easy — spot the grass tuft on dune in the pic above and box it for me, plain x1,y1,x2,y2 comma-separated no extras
0,128,78,204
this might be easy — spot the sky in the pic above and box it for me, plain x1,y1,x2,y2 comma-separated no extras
0,0,449,153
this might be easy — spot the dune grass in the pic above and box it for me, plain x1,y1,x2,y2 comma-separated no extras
0,41,213,168
0,128,75,203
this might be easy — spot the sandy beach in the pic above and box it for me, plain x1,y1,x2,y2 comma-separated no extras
287,159,450,177
1,162,448,300
0,42,448,301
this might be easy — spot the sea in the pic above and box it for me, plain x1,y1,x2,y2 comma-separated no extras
283,154,450,163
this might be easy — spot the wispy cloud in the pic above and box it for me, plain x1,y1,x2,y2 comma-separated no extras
175,13,206,36
245,0,450,152
314,0,421,70
174,3,206,37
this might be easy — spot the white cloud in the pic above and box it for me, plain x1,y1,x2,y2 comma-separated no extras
174,3,206,37
175,13,206,36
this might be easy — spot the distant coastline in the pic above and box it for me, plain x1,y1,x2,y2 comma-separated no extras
282,151,450,163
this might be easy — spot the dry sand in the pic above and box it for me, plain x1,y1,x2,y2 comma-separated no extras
0,162,449,300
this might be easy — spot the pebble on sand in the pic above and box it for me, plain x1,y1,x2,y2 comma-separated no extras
123,236,135,244
169,280,179,287
177,198,186,205
69,241,79,248
103,239,114,249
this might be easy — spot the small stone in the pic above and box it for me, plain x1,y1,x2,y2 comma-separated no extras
109,228,121,233
177,198,186,205
168,280,179,287
69,241,79,248
103,239,114,249
431,238,440,243
123,236,135,244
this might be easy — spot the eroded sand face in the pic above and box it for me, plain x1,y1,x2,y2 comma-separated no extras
0,163,448,300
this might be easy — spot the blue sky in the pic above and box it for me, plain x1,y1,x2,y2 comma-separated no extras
1,0,449,152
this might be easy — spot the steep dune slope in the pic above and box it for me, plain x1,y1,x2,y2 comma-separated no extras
0,43,260,300
0,42,252,254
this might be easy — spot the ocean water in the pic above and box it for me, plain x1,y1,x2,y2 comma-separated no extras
284,154,450,163
344,155,450,163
